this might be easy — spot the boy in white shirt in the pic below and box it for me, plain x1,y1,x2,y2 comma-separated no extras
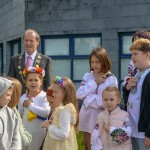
123,38,150,150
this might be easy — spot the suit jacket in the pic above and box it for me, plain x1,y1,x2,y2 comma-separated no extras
8,52,52,93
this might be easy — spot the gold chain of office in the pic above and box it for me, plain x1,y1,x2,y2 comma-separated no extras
18,53,42,83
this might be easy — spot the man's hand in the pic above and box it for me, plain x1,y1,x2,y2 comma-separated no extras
144,137,150,147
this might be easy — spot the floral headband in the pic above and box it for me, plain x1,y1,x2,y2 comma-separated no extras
23,67,45,77
54,76,65,87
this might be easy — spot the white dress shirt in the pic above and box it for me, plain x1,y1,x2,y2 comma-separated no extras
25,51,37,67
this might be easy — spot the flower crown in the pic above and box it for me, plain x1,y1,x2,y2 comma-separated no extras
23,67,45,77
54,76,65,87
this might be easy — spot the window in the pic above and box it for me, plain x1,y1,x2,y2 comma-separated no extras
41,34,101,89
0,44,3,74
119,32,135,89
7,39,21,73
9,39,21,56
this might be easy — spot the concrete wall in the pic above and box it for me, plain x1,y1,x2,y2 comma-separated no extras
0,0,25,41
1,0,150,76
24,0,150,78
0,0,25,73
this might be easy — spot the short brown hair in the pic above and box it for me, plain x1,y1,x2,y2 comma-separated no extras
132,30,150,43
130,38,150,53
89,47,111,73
23,29,40,42
102,86,120,99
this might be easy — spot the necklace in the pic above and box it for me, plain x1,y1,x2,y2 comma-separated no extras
18,53,42,83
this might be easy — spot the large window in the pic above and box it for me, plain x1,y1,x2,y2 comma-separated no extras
119,32,135,88
0,44,3,74
41,34,101,89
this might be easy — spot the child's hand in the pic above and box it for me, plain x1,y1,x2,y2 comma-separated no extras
103,122,110,134
126,77,137,90
42,120,52,129
95,75,106,85
23,99,32,108
144,137,150,147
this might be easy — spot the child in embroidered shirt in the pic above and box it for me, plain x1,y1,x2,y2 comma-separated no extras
42,76,79,150
18,67,50,150
123,38,150,150
96,86,132,150
76,47,118,150
122,30,150,111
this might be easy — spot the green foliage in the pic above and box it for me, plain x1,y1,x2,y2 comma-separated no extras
77,132,84,150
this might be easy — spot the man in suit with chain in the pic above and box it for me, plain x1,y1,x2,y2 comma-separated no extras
8,29,52,93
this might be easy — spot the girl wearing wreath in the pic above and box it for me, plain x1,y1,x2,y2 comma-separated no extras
42,76,78,150
18,67,50,150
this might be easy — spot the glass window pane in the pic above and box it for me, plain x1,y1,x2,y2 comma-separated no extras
45,39,69,56
122,36,132,54
74,82,80,91
73,59,89,80
75,37,101,55
13,43,19,55
52,59,71,78
120,58,131,80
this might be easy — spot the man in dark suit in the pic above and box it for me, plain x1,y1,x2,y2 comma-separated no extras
8,29,51,93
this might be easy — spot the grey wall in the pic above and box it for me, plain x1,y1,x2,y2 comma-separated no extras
0,0,25,73
1,0,150,76
24,0,150,78
0,0,25,41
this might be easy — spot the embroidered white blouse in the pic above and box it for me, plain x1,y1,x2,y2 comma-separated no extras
76,71,118,109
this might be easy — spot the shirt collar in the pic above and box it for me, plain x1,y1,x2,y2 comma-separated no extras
25,51,37,60
105,106,120,115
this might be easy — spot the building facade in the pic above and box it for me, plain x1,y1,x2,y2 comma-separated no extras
0,0,150,89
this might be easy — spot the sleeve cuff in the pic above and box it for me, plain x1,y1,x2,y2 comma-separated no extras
48,125,60,140
28,103,34,110
145,131,150,138
110,126,116,134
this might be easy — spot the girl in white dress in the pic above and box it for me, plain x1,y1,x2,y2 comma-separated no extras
18,67,50,150
76,47,118,150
